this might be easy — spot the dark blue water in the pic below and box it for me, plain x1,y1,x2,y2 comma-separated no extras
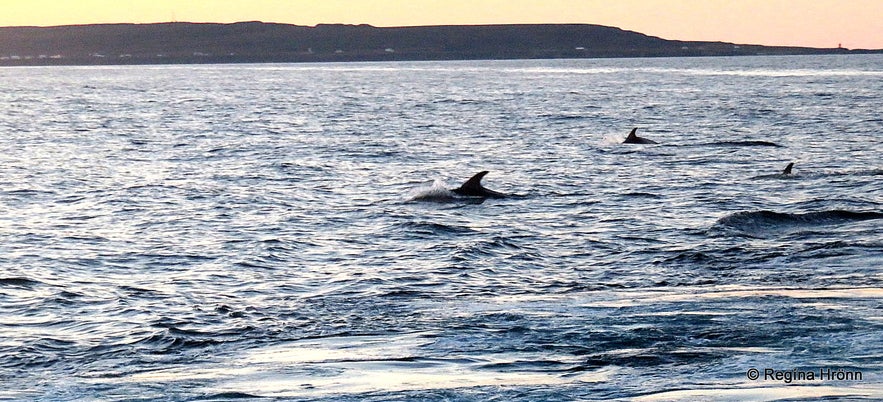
1,55,881,401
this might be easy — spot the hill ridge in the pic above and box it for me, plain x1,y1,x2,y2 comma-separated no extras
0,21,866,65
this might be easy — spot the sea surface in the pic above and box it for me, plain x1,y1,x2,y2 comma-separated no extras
1,55,881,401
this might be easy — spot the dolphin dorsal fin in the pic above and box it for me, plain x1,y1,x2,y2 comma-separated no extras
625,128,638,141
783,162,794,175
458,171,489,192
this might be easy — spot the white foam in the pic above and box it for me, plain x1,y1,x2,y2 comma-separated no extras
126,332,611,397
407,179,456,201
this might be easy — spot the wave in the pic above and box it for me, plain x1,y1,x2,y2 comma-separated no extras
0,277,44,288
451,236,525,262
620,192,663,199
713,210,883,238
854,168,883,177
430,98,487,105
818,168,883,178
191,392,264,401
538,113,592,122
693,140,783,148
396,221,477,236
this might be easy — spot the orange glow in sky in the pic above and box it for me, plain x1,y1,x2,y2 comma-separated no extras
1,0,880,49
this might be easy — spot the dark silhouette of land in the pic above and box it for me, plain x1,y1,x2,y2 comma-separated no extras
0,22,875,65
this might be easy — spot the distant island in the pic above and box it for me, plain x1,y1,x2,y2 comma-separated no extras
0,22,878,66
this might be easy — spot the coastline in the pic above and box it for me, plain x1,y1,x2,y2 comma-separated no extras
1,22,877,67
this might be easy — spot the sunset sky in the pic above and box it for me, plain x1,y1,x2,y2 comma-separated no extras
1,0,880,49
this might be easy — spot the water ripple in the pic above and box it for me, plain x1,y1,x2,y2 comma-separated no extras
0,56,881,400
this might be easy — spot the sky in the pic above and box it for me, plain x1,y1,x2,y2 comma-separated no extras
0,0,880,49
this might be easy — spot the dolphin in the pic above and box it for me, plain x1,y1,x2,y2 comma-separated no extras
623,127,657,144
751,162,796,180
451,171,506,198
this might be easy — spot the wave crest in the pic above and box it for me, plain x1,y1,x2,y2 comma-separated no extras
713,210,883,238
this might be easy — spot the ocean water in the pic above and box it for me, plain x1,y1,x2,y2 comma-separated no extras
0,55,881,401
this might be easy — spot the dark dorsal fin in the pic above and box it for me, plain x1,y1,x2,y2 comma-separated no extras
450,171,506,198
457,171,489,193
783,162,794,175
623,127,657,144
625,128,639,142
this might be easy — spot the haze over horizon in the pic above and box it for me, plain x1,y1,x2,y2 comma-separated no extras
1,0,881,50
